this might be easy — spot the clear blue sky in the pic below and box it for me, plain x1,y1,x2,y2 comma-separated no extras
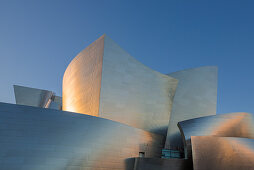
0,0,254,114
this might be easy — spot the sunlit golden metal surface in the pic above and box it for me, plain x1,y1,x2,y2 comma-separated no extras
62,35,104,116
192,136,254,170
0,102,164,170
178,112,254,158
165,66,218,150
63,35,178,135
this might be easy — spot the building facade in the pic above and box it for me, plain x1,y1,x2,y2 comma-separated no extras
1,35,252,170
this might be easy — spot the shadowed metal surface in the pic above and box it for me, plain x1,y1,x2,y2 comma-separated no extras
63,35,178,135
191,136,254,170
178,112,254,158
14,85,62,110
165,66,217,150
133,157,191,170
0,102,164,170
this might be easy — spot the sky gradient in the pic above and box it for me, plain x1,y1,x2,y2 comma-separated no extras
0,0,254,114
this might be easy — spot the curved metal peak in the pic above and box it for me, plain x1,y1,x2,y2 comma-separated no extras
103,34,177,81
63,34,177,82
167,65,218,76
62,34,178,134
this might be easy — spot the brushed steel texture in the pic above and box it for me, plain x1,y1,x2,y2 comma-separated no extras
191,136,254,170
164,66,218,150
13,85,62,110
0,102,164,170
178,112,254,158
62,35,178,135
62,35,104,116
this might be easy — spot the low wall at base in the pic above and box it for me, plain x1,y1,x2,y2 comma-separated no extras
133,157,192,170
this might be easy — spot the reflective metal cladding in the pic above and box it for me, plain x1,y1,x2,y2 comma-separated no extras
14,85,62,110
0,102,164,170
165,66,218,150
62,34,178,135
178,112,254,158
4,34,252,170
191,136,254,170
62,35,104,116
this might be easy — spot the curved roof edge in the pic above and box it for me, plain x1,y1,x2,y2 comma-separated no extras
0,101,164,138
167,65,218,76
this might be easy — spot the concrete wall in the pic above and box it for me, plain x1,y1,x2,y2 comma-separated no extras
0,102,164,170
62,35,104,116
192,136,254,170
99,35,178,135
165,66,217,150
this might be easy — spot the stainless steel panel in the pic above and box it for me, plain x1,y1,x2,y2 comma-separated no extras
178,112,254,158
165,66,217,150
99,35,178,135
62,35,104,116
14,85,55,108
191,136,254,170
62,35,178,135
0,102,164,170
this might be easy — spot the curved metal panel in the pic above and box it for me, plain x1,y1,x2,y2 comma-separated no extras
99,35,178,135
62,35,104,116
165,66,218,150
62,35,178,135
14,85,56,108
191,136,254,170
178,112,254,158
0,102,164,170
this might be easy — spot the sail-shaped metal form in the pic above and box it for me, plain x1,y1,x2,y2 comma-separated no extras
63,35,178,135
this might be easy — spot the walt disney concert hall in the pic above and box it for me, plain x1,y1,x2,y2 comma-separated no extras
1,35,254,170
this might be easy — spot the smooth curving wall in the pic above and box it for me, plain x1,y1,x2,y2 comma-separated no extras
0,102,164,170
191,136,254,170
99,35,178,135
178,112,254,158
63,35,178,135
165,66,217,150
62,35,104,116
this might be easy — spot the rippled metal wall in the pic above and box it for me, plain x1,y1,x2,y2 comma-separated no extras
0,102,164,170
191,136,254,170
62,35,178,135
62,35,104,116
164,66,218,150
99,35,178,135
178,112,254,158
